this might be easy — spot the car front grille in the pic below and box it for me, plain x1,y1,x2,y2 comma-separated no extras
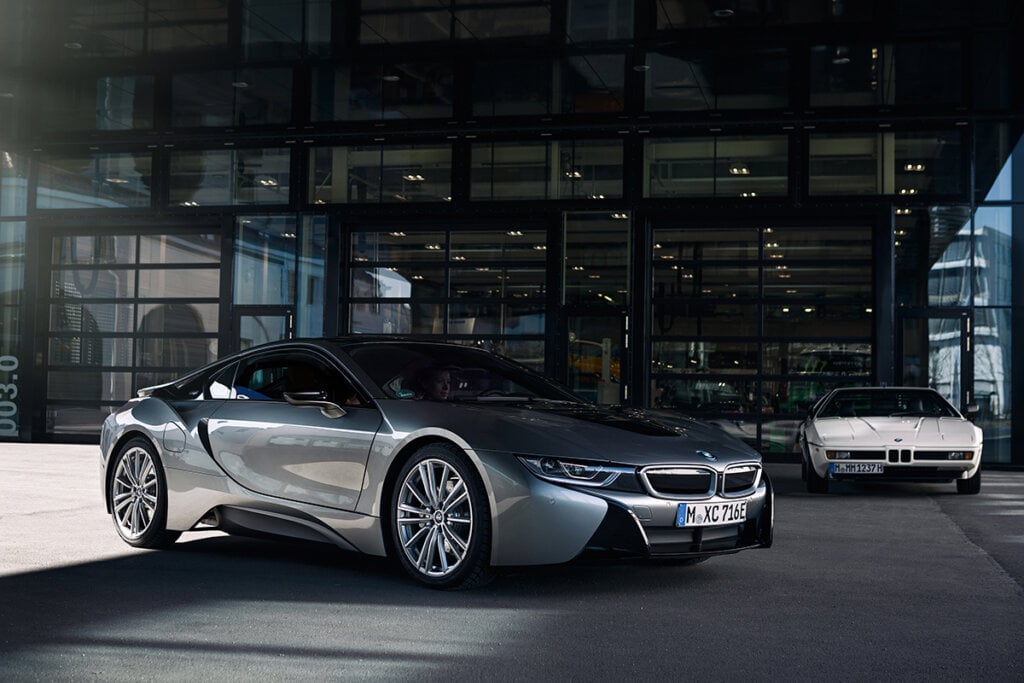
643,467,715,497
722,464,761,496
640,463,762,500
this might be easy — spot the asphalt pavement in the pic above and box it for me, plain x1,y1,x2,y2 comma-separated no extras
1,444,1022,681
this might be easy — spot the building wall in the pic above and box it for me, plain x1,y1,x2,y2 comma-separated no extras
0,1,1020,463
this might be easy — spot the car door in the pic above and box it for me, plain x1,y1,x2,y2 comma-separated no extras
204,349,382,510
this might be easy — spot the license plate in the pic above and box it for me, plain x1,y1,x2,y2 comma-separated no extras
676,500,748,527
829,462,885,475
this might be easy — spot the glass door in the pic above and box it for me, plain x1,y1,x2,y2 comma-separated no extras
899,311,972,410
233,306,294,352
568,314,626,405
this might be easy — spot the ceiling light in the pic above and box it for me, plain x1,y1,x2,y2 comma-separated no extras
611,213,629,220
104,177,128,184
903,163,926,172
712,8,735,18
740,192,757,198
533,244,547,251
728,164,750,175
389,231,407,237
506,230,523,236
895,208,912,215
424,244,442,250
402,174,425,181
231,81,250,89
565,170,583,179
898,188,918,195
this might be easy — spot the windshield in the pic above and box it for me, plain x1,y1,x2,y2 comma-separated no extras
343,342,583,403
818,389,958,418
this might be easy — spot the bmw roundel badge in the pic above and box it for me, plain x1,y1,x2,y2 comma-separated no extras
697,450,717,461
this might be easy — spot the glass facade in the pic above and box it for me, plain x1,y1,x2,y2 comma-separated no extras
0,1,1018,467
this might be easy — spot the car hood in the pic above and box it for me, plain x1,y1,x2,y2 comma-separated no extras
811,416,982,447
380,401,761,467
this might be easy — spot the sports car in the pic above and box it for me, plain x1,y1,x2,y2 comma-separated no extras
101,338,773,589
797,386,983,495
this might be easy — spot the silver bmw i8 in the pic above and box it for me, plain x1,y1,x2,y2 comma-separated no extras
101,338,773,589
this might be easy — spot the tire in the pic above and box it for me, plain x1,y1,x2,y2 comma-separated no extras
805,452,830,494
109,438,181,548
390,443,492,589
956,468,981,495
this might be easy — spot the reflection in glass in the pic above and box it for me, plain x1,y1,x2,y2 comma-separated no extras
558,141,623,199
974,308,1011,463
313,62,454,121
40,76,154,131
764,304,872,338
645,136,788,198
234,216,298,306
137,304,216,368
975,125,1020,202
52,235,136,266
139,234,221,264
567,0,632,41
810,42,961,107
473,60,551,116
653,341,757,375
170,149,291,207
564,212,628,305
455,7,550,39
298,216,327,338
351,231,447,262
809,132,962,196
471,143,549,199
243,0,331,59
172,69,292,127
450,230,546,262
139,269,220,299
656,0,873,27
652,302,758,337
50,303,135,334
1,151,28,217
644,50,789,111
311,145,452,204
37,155,152,209
974,208,1012,307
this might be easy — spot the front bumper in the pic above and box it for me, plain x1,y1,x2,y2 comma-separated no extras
583,476,773,558
808,446,981,482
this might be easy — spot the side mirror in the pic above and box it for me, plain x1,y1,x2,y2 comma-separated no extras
284,391,347,419
963,403,980,419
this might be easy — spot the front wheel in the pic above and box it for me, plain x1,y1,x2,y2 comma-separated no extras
956,468,981,495
390,443,492,589
805,453,830,494
109,438,181,548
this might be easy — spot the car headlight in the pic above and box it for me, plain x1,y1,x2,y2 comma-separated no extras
517,456,625,487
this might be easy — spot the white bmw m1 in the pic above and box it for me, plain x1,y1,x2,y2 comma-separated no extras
798,387,982,495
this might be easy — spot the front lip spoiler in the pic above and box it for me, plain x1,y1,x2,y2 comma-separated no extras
582,477,773,559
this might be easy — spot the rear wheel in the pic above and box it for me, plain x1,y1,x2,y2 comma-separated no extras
390,443,492,589
109,438,181,548
956,468,981,495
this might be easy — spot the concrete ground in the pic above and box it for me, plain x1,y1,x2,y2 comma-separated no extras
1,444,1022,680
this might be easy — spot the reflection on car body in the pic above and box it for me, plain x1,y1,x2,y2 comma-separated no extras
100,338,773,589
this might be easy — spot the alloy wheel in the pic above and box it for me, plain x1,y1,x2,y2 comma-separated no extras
112,446,160,540
395,457,474,578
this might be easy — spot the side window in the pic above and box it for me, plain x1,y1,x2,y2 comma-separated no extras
236,362,287,400
233,352,366,406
